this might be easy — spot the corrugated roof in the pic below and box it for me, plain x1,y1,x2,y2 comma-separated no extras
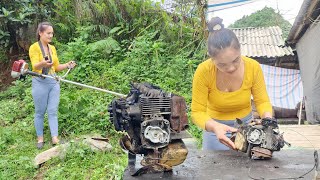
231,26,294,58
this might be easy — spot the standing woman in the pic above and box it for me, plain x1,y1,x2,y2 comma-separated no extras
29,22,76,149
191,17,273,150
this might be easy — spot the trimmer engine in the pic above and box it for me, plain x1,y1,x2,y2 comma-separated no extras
11,59,29,78
233,118,290,159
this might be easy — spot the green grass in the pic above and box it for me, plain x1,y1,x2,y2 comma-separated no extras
0,120,127,179
0,94,127,179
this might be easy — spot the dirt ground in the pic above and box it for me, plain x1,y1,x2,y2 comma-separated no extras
0,60,15,91
0,49,29,91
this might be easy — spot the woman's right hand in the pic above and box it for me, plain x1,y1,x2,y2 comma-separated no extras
205,120,238,150
41,59,53,68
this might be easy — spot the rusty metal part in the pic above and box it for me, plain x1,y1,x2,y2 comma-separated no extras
141,139,188,167
91,137,109,142
251,147,273,159
141,149,161,167
131,163,172,176
234,132,247,152
119,135,139,154
170,96,188,132
126,139,188,176
159,139,188,166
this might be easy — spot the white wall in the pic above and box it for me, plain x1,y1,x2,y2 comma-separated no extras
296,22,320,124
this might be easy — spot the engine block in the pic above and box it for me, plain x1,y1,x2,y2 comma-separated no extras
108,83,189,175
234,118,290,159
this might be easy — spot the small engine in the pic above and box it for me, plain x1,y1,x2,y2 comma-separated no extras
108,83,189,175
11,59,29,79
233,118,290,159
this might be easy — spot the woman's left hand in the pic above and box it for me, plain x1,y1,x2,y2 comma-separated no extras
66,61,77,69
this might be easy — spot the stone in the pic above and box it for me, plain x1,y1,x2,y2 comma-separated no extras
34,143,69,166
82,136,112,152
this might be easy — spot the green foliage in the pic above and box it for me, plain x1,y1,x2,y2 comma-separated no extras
0,0,54,52
0,48,9,62
51,0,78,43
0,29,10,48
229,7,292,38
87,37,120,57
58,87,116,135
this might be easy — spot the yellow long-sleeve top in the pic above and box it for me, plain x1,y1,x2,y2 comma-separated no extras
29,42,60,74
191,56,272,130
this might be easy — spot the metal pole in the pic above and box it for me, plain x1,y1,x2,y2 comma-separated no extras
60,78,126,97
298,96,303,125
31,72,126,97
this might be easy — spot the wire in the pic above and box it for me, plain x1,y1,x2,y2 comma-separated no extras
61,68,71,78
206,0,255,13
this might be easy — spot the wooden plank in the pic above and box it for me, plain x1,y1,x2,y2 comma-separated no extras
279,125,320,128
288,142,320,145
283,134,320,137
283,133,320,136
278,125,320,149
281,125,320,127
281,129,320,133
283,136,320,141
280,128,320,132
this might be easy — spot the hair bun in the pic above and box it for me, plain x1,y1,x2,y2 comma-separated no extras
207,17,224,32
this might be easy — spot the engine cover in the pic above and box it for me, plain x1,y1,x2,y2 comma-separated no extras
11,59,28,78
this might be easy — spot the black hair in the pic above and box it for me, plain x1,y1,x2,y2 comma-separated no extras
207,17,240,57
36,22,53,41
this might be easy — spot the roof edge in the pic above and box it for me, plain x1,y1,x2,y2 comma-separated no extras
287,0,319,45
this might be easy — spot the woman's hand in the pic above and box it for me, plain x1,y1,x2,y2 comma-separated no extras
41,59,53,68
56,61,77,72
205,120,238,150
262,112,273,118
66,61,76,69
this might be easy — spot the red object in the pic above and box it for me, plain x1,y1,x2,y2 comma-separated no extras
11,59,26,73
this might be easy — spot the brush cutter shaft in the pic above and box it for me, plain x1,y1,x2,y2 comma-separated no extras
30,72,126,97
60,78,125,97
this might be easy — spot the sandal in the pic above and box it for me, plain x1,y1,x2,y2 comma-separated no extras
36,142,45,149
52,140,65,146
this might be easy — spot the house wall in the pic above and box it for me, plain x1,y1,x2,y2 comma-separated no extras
296,22,320,124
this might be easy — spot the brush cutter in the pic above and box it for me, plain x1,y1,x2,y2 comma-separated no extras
10,59,125,97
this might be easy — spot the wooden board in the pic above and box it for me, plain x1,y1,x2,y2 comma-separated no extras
279,125,320,149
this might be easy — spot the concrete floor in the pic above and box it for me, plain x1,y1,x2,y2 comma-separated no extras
123,138,318,179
